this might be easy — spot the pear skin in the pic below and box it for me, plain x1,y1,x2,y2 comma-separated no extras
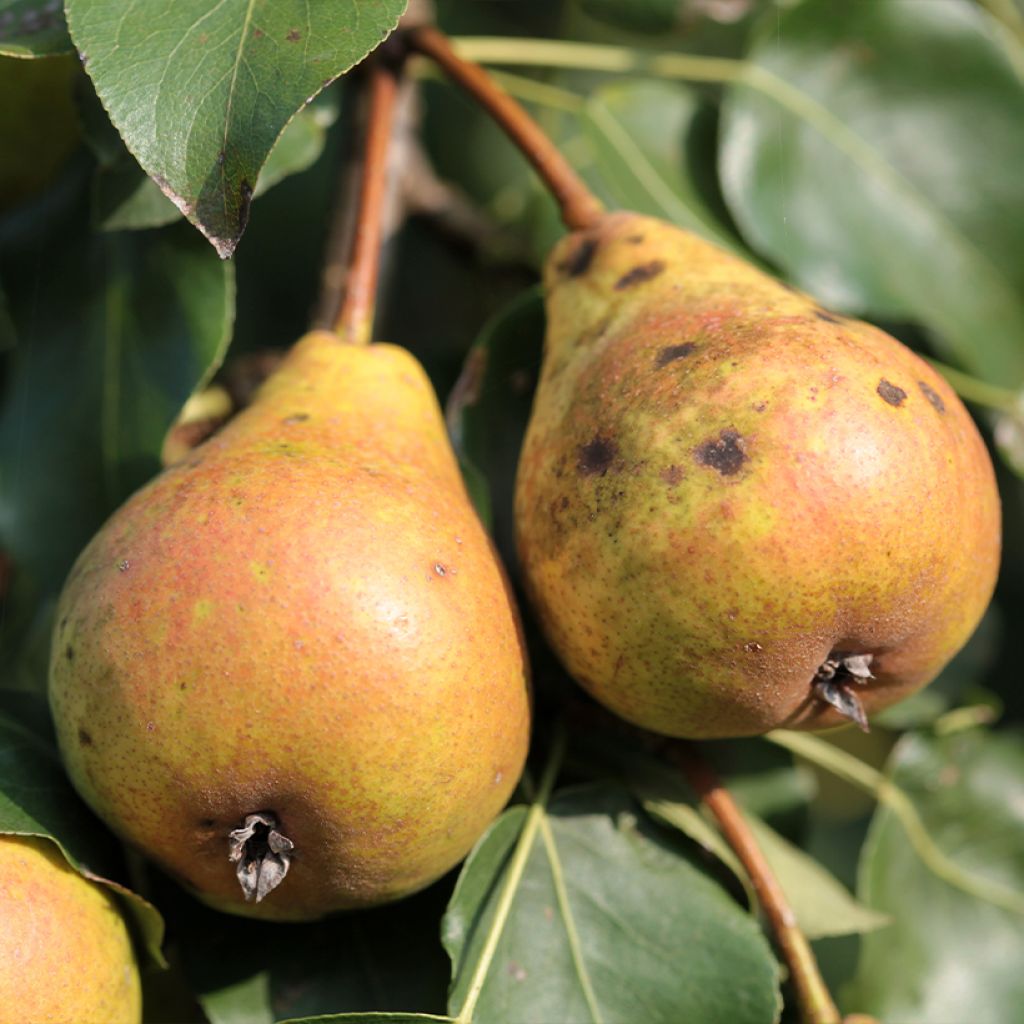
0,836,141,1024
49,332,531,920
515,212,1000,738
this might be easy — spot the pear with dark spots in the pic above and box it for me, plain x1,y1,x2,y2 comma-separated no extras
49,331,531,920
515,212,999,738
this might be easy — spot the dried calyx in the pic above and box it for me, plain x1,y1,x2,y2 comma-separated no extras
227,812,294,902
813,653,875,732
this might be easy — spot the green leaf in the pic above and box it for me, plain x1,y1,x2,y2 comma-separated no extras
582,79,741,253
176,883,449,1024
0,692,165,965
720,0,1024,383
0,218,234,639
620,742,882,940
443,784,781,1024
769,729,1024,916
85,88,341,233
750,815,890,940
445,288,545,570
847,727,1024,1022
65,0,406,256
0,0,72,57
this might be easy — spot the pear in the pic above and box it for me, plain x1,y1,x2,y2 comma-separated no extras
515,212,999,738
49,331,531,920
0,835,141,1023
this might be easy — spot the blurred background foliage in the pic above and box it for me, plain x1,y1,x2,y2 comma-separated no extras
1,0,1023,1021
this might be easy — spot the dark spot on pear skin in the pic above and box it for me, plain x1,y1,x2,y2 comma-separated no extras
434,563,447,577
78,728,93,747
283,413,309,424
560,238,598,277
626,235,645,243
199,818,216,829
65,645,74,661
744,642,763,653
877,379,907,406
814,309,843,324
656,343,697,368
117,559,130,572
694,429,747,476
661,465,684,486
919,381,945,413
615,261,666,290
577,435,618,476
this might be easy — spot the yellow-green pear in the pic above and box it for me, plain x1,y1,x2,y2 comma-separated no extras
515,212,999,738
0,835,141,1023
50,332,531,921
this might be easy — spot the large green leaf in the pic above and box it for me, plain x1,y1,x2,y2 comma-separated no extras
719,0,1024,383
0,691,165,964
443,784,781,1024
0,218,234,655
0,0,72,57
846,727,1024,1022
82,83,342,233
65,0,406,256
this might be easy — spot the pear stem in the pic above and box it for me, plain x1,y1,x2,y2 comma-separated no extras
406,26,605,232
668,742,842,1024
333,56,403,344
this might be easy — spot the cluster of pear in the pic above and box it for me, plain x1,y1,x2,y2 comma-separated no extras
39,90,997,997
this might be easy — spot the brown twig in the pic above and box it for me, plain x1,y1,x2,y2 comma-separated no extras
406,26,604,232
331,56,404,344
668,742,842,1024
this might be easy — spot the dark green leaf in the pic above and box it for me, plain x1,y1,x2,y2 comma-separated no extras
580,0,680,34
65,0,406,256
87,90,340,233
445,288,545,570
847,727,1024,1022
175,882,449,1024
0,281,14,349
0,693,165,964
0,219,234,617
443,784,781,1024
720,0,1024,383
0,54,81,214
0,0,72,57
582,79,741,253
615,741,880,940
